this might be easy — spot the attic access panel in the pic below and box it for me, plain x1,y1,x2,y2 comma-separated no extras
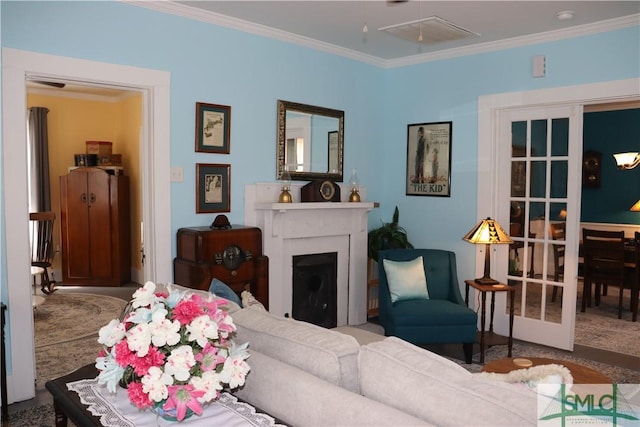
379,16,479,44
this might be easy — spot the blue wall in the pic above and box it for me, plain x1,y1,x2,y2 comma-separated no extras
1,1,639,295
582,109,640,224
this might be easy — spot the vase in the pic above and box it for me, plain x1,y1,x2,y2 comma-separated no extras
151,402,195,422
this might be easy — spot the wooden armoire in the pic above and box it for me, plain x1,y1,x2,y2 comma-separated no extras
59,167,131,286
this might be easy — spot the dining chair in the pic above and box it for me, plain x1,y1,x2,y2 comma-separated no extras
29,211,57,294
632,231,639,322
581,228,626,318
550,222,566,302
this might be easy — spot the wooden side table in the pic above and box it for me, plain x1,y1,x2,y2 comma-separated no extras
464,280,516,364
482,357,612,384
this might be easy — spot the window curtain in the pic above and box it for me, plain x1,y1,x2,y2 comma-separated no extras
27,107,51,212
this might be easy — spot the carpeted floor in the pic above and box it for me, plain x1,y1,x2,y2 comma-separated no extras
34,292,128,389
513,282,640,356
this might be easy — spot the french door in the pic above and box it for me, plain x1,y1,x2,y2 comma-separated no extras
497,105,582,350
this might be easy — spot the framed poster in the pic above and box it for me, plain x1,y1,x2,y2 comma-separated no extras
195,102,231,154
196,163,230,213
406,121,452,197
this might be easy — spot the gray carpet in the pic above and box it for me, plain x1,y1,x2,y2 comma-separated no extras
34,292,127,389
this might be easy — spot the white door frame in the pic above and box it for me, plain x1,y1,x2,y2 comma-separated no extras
2,48,172,402
476,77,640,348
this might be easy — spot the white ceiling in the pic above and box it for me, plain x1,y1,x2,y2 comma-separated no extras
26,1,639,96
160,1,639,65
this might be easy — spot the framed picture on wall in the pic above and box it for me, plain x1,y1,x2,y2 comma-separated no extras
406,121,452,197
195,102,231,153
196,163,230,213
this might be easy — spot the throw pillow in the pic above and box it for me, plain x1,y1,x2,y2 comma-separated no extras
241,290,267,312
208,278,242,306
382,256,429,303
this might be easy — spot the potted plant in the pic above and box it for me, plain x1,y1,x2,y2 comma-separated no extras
367,206,413,262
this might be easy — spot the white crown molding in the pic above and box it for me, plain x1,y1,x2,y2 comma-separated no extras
124,1,639,69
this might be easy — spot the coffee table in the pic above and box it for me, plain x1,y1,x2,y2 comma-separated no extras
482,357,611,384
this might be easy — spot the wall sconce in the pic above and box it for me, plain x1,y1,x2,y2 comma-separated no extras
348,168,361,202
613,152,640,170
630,200,640,212
278,166,292,203
462,217,513,284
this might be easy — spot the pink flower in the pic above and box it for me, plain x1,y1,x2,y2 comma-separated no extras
131,346,166,377
201,296,226,314
127,382,152,409
163,384,206,421
172,296,204,325
114,340,136,368
194,343,226,371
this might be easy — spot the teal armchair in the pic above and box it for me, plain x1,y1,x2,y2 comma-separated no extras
378,249,477,363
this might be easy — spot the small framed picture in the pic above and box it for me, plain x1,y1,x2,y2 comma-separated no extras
196,163,230,213
406,121,452,197
195,102,231,153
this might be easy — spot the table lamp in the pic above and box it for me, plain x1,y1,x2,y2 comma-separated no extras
463,217,513,284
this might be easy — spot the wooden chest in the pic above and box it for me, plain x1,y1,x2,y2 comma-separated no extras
173,225,268,307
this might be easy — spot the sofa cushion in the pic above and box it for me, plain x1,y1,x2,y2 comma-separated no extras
359,337,537,426
383,256,429,303
235,349,431,426
391,299,477,326
232,307,361,392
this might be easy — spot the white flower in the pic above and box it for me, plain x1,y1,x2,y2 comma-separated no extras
165,345,196,382
186,315,218,347
142,366,173,402
219,355,250,389
131,281,157,308
126,323,152,356
149,317,181,347
95,347,125,394
97,319,126,347
190,370,223,403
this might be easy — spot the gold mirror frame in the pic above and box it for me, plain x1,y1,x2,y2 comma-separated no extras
277,100,344,182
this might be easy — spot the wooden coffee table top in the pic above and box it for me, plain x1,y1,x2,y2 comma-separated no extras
482,357,612,384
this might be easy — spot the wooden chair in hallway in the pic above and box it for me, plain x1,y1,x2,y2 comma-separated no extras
29,211,57,294
581,228,626,318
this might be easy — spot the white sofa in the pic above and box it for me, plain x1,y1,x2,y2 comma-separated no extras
229,305,539,426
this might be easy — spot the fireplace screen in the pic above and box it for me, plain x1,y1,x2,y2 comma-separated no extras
292,252,337,328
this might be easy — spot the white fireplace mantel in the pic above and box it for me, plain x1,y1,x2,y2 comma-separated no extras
244,183,376,325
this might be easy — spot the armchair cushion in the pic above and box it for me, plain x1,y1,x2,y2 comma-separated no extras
382,256,429,303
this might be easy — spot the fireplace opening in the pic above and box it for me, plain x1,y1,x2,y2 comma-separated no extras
292,252,337,328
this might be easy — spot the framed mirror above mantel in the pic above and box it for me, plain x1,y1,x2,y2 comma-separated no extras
277,100,344,182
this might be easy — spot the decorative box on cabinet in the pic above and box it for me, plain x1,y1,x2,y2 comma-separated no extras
173,225,269,308
59,167,131,286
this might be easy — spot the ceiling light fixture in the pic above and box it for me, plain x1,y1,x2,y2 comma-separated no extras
556,10,575,21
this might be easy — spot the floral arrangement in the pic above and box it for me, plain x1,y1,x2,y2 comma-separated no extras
95,282,250,422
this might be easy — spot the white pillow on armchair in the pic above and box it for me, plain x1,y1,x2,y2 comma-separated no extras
382,256,429,303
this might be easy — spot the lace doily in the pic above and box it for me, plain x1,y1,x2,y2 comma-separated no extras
67,378,285,427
